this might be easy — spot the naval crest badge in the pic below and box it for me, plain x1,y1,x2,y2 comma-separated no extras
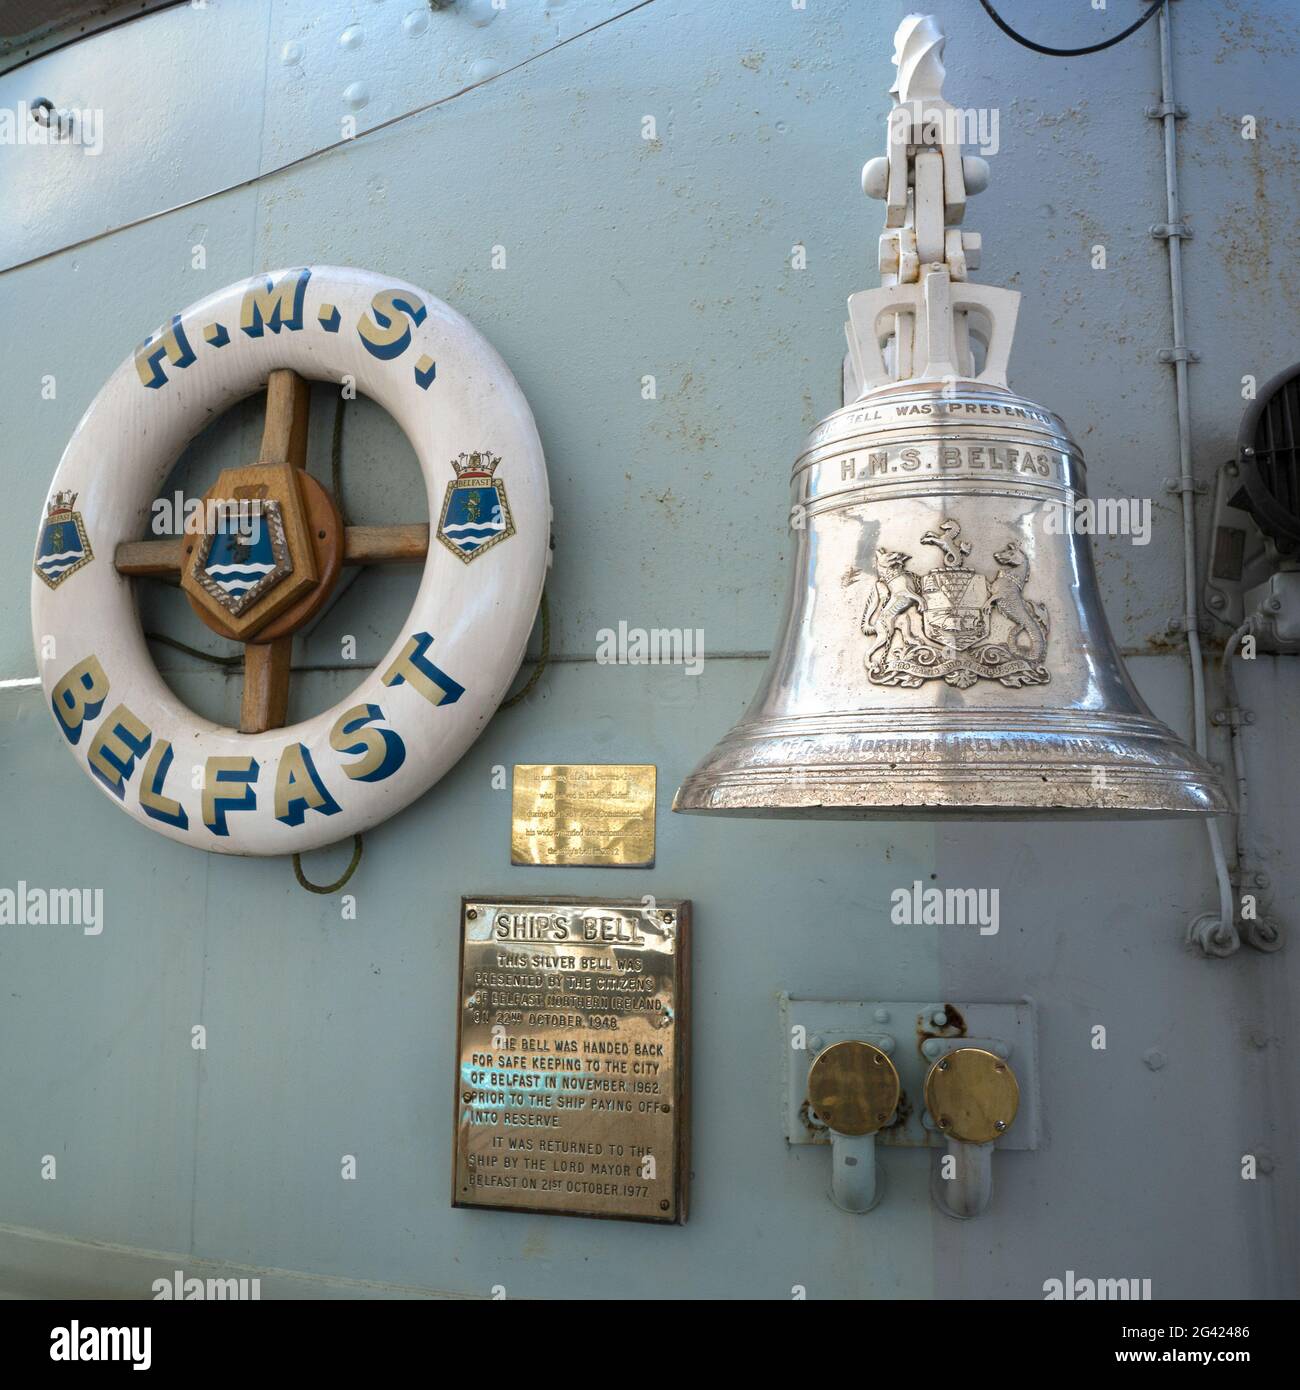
862,519,1051,690
34,491,94,590
191,497,292,617
437,452,515,563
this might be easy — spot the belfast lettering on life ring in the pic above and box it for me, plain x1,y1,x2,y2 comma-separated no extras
30,266,549,856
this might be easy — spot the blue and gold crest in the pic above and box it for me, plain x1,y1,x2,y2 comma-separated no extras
191,498,292,617
437,452,515,563
34,491,94,590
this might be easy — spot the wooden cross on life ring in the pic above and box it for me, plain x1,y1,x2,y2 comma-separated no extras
113,370,428,734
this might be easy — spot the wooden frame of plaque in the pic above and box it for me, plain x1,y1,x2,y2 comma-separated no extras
453,896,690,1224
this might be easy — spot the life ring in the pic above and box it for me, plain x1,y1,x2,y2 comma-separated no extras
31,265,549,856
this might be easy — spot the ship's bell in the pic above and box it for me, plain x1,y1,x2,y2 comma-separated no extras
674,15,1229,821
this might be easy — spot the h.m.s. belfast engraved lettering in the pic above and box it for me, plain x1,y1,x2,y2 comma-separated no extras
454,898,689,1224
673,13,1229,819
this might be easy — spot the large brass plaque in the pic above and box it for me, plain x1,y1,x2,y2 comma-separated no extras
453,897,689,1223
511,764,656,867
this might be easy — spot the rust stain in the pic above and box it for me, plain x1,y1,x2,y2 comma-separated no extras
881,1086,912,1134
1211,0,1297,65
798,1096,827,1137
916,1003,967,1056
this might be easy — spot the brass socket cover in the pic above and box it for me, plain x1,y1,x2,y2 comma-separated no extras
924,1046,1020,1144
807,1040,900,1137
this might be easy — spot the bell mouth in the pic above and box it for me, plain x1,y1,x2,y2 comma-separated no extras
673,800,1225,823
672,709,1232,822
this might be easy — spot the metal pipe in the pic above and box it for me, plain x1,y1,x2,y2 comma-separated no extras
828,1131,881,1213
1151,1,1239,955
1222,620,1251,839
1219,622,1282,951
932,1140,994,1220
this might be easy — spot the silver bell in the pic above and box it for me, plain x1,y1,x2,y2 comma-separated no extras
675,15,1228,821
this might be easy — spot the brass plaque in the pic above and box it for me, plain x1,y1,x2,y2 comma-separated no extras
511,764,656,867
453,897,689,1223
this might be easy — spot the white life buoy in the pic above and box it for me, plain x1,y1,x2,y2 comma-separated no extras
31,266,549,856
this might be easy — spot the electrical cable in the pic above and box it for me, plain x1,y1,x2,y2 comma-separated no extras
977,0,1165,58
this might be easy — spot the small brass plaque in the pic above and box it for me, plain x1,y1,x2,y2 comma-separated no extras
511,764,656,867
453,896,689,1223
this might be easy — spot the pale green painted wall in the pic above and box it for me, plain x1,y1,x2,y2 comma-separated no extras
0,0,1296,1299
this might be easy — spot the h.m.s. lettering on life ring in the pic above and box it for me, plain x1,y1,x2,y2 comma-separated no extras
31,266,550,857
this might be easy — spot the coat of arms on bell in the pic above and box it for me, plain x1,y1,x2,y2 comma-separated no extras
863,519,1049,690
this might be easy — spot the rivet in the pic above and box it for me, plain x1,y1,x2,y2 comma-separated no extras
464,0,499,27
